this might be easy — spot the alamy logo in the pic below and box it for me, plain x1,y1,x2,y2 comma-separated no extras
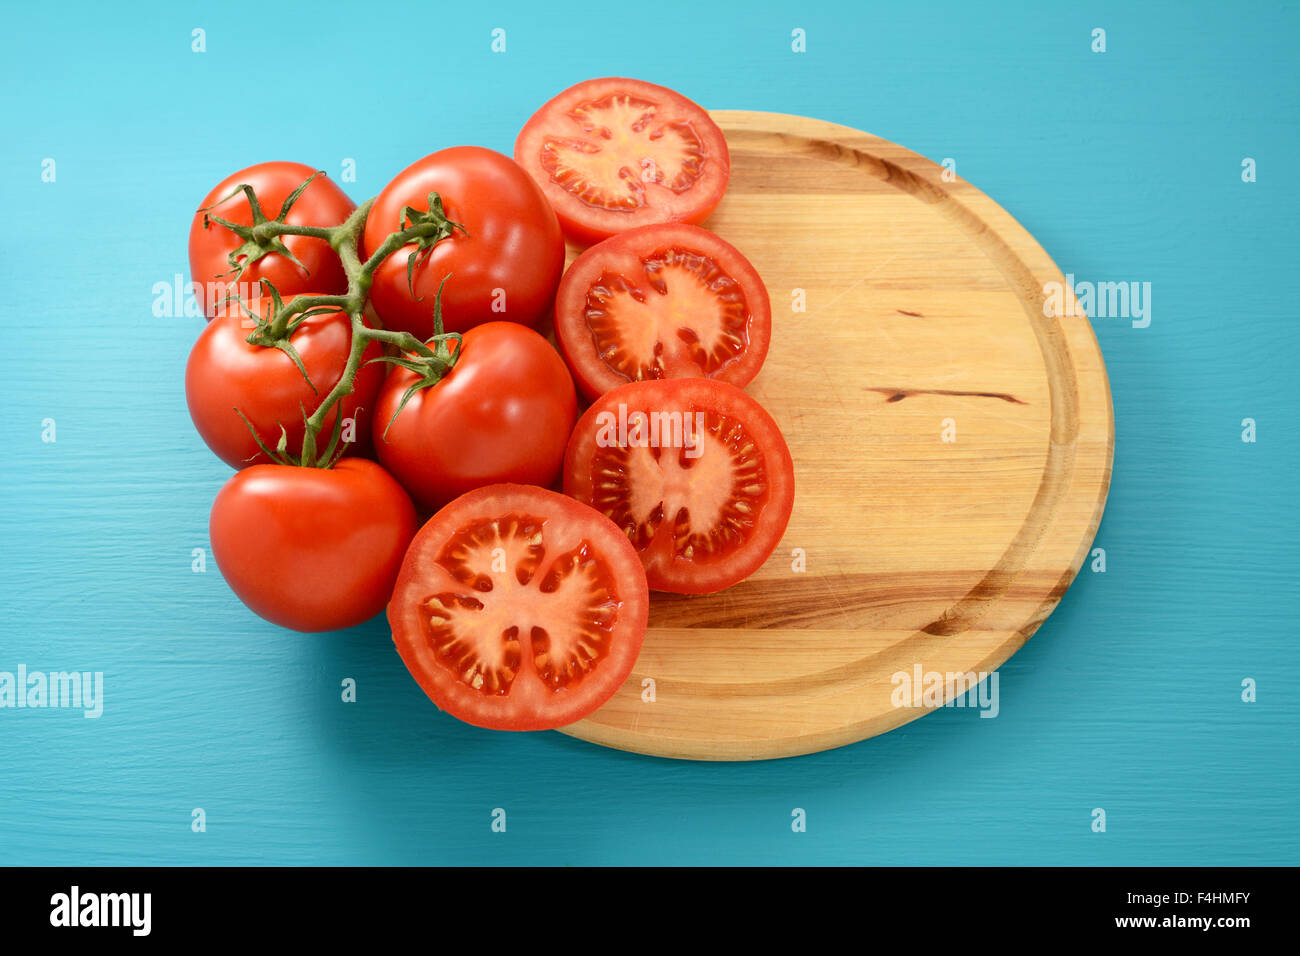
0,666,103,718
593,403,707,459
890,664,1000,718
1042,274,1152,328
50,886,151,936
152,273,266,319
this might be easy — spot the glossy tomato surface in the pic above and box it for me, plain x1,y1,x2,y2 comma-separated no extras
389,484,649,730
564,378,794,594
554,222,770,400
186,298,384,469
362,146,564,339
515,77,730,244
189,162,355,319
374,322,577,512
210,459,417,632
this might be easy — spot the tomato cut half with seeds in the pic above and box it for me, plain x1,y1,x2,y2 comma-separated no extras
564,379,794,594
515,77,730,244
555,223,770,400
389,484,649,731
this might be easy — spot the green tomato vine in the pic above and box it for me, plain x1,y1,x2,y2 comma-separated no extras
198,172,466,468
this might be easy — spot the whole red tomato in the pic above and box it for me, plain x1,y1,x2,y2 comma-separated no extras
189,162,355,319
374,322,577,512
186,297,384,469
209,459,417,632
362,147,564,338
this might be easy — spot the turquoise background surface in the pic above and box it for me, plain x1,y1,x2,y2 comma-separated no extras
1,0,1296,865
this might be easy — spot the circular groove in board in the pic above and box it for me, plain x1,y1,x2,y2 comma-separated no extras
557,111,1114,760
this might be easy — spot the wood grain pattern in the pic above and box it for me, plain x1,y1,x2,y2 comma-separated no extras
560,111,1114,760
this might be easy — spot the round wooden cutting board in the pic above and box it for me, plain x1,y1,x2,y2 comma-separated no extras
560,111,1114,761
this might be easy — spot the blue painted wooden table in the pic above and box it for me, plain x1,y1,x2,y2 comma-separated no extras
1,0,1295,865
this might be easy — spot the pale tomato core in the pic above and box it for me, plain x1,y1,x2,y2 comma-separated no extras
539,92,706,211
585,247,751,383
591,411,768,561
423,514,621,695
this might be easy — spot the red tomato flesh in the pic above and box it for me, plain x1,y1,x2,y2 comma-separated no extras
555,223,770,400
389,484,649,730
564,379,794,594
515,78,730,244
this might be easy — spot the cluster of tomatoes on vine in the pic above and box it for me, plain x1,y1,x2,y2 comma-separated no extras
185,78,794,732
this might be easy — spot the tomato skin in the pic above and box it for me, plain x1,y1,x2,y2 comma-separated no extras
362,146,564,339
185,299,385,469
189,162,355,319
515,77,731,244
564,378,795,594
389,484,649,731
554,222,771,400
374,322,578,512
210,459,417,632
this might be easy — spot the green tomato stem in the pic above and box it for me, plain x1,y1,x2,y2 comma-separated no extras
226,185,464,466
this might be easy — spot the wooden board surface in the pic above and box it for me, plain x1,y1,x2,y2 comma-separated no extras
559,110,1114,761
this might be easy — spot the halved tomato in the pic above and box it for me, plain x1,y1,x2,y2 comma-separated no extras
554,223,770,400
389,484,649,731
514,77,730,244
564,379,794,594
